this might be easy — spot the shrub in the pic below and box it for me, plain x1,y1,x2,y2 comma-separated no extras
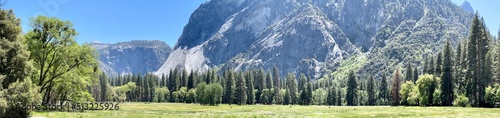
453,95,470,107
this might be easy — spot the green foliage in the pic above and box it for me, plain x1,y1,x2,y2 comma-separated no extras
367,75,375,106
187,89,197,103
453,95,470,107
25,16,99,105
312,88,327,105
153,87,170,103
113,82,137,102
440,40,454,106
346,71,357,106
400,81,415,106
416,74,439,106
357,90,368,106
407,86,420,106
196,83,223,106
3,78,41,118
0,9,32,89
484,84,500,106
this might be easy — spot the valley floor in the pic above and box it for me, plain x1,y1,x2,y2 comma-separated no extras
32,103,500,118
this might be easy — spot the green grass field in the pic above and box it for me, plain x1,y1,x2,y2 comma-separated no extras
31,103,500,118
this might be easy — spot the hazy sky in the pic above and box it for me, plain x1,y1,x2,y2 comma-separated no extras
2,0,499,46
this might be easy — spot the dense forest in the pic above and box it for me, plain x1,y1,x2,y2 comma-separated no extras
1,3,500,118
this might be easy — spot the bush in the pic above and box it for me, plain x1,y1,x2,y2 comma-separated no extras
3,79,42,118
484,84,500,107
407,87,420,106
453,95,470,107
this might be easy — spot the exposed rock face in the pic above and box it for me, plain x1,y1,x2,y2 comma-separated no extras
460,1,474,13
92,40,171,76
157,0,472,78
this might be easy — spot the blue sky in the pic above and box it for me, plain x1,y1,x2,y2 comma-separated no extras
2,0,499,46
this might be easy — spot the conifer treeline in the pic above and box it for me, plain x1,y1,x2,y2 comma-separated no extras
92,13,500,107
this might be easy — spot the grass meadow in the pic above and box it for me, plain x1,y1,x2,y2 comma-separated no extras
31,103,500,118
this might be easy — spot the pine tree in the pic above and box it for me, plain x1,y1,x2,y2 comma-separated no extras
223,68,236,104
429,55,435,74
287,73,298,105
245,71,255,104
188,70,195,89
182,69,188,87
379,72,389,104
255,68,266,103
346,71,358,106
235,72,247,105
435,52,443,76
0,9,32,89
272,66,281,104
99,73,109,102
440,40,454,106
423,57,429,74
367,75,375,106
405,62,413,82
413,67,419,84
391,69,401,106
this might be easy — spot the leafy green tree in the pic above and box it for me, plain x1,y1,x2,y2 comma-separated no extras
196,83,223,106
0,9,32,89
312,88,327,105
113,82,136,102
453,94,470,107
153,87,169,103
346,71,357,106
187,89,196,103
440,40,454,106
400,81,415,106
417,74,439,106
327,87,337,106
25,16,99,105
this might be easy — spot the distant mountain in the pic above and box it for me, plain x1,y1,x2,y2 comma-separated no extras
460,1,474,13
92,40,171,76
157,0,472,78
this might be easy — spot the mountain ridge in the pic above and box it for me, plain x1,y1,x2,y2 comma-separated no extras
157,0,473,78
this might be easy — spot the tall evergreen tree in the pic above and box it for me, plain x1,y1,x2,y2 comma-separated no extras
255,68,266,103
223,68,236,104
379,72,389,104
440,40,454,106
287,73,298,105
413,67,419,84
182,69,188,87
435,52,443,76
346,71,358,106
391,69,401,106
245,71,255,104
405,62,413,82
235,72,247,105
188,70,195,89
272,66,281,104
0,9,32,89
429,55,435,74
367,75,375,106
